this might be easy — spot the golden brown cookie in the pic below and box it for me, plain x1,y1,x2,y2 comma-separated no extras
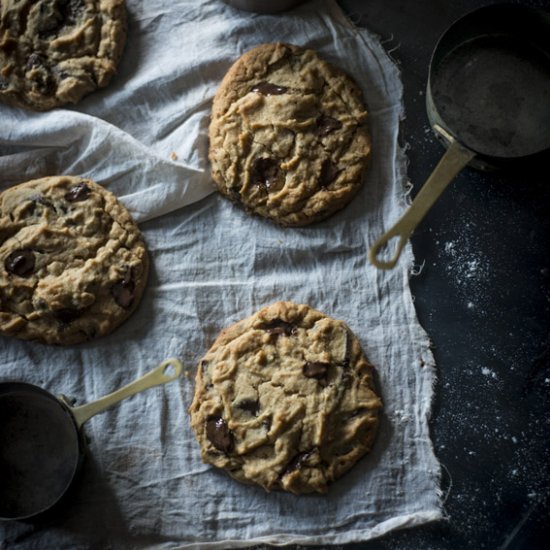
208,43,371,226
0,0,127,111
189,301,382,494
0,176,148,345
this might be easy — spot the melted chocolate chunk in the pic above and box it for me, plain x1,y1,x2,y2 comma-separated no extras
237,399,260,416
303,361,329,380
54,308,82,324
281,450,312,477
259,318,296,337
64,182,91,202
316,114,342,136
318,159,340,188
110,268,136,309
4,249,35,277
250,158,279,190
30,194,54,210
110,277,135,309
206,416,233,453
251,82,288,96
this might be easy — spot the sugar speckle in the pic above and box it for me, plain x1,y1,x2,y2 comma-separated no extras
481,367,498,380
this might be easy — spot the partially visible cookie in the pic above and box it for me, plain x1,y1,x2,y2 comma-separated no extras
208,42,371,227
0,176,148,345
189,301,382,494
0,0,127,111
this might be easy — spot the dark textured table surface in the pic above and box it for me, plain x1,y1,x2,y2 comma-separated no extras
333,0,550,548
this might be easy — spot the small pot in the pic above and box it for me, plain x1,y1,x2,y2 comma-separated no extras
222,0,306,14
369,4,550,269
0,358,182,521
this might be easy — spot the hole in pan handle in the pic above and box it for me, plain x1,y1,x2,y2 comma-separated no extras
63,358,183,429
368,127,476,270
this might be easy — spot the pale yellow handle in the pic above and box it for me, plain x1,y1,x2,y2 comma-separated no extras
368,131,475,270
67,358,182,429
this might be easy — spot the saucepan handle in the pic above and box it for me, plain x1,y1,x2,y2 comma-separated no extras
368,132,475,270
66,358,183,429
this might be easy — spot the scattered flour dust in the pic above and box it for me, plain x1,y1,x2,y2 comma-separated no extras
443,240,487,283
436,228,491,314
480,367,498,380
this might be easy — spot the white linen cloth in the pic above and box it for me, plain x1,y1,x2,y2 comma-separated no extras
0,0,442,547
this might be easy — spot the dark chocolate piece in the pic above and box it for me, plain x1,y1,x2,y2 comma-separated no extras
318,159,340,188
54,308,82,324
316,114,342,136
110,281,135,309
35,73,54,95
206,416,233,453
251,82,288,96
4,249,35,277
110,268,135,309
303,361,329,380
281,450,312,477
250,158,279,190
30,194,54,210
237,399,260,416
64,182,91,202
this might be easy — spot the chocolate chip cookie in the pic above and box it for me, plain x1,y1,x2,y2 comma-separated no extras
0,176,148,345
0,0,127,111
208,43,371,226
189,301,382,494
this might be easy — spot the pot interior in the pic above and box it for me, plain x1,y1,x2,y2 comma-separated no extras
429,5,550,159
0,385,80,520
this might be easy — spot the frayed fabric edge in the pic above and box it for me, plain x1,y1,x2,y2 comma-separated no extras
326,0,446,527
173,509,444,549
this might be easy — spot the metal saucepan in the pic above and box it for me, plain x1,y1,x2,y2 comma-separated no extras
0,358,182,521
369,4,550,269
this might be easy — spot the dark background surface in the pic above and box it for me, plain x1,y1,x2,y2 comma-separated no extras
331,0,550,548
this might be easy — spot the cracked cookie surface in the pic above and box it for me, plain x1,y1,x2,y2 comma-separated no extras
208,43,371,227
0,176,148,345
0,0,127,111
189,301,382,494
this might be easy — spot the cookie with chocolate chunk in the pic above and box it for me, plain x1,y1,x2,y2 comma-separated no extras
189,301,382,494
208,43,371,226
0,176,148,345
0,0,127,111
